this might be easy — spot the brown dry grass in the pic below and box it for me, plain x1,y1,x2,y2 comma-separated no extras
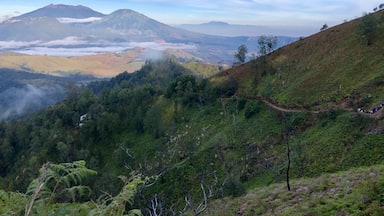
0,49,143,78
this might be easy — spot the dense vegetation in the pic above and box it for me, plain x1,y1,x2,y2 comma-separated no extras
0,10,384,215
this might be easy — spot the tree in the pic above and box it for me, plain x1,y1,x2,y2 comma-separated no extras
359,13,378,45
257,35,277,57
320,23,328,31
233,44,248,66
144,104,162,138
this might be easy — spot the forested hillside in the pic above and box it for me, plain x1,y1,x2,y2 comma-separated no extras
0,10,384,215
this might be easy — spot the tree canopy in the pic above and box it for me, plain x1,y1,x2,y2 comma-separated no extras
257,35,277,56
233,44,248,66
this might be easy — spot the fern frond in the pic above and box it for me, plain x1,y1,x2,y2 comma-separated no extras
43,163,61,184
114,177,144,206
63,185,92,202
91,175,144,216
127,209,143,216
49,160,97,187
0,190,27,215
25,179,52,198
24,160,97,216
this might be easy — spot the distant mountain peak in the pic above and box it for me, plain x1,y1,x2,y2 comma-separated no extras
91,8,169,33
113,9,138,13
46,4,82,8
46,4,76,8
18,4,105,19
44,4,96,11
109,9,148,18
202,21,230,26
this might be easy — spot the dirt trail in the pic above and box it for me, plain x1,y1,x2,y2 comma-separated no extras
235,95,382,118
261,99,324,114
261,99,383,119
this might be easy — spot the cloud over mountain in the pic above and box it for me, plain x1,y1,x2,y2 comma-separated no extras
0,4,297,64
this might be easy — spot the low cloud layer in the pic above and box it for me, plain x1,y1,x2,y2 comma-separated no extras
0,40,41,49
0,37,196,56
40,36,88,47
56,17,103,24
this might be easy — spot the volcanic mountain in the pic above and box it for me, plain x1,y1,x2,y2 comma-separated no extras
0,4,297,69
0,16,80,41
18,4,105,19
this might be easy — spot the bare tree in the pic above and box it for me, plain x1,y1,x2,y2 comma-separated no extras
282,113,303,191
180,183,210,216
148,194,163,216
286,133,291,191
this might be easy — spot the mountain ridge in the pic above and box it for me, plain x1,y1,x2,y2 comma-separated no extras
17,4,105,18
223,9,384,112
0,4,297,70
0,16,81,41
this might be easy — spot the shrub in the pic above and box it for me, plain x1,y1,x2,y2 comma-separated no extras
244,101,261,118
222,176,246,197
359,14,378,45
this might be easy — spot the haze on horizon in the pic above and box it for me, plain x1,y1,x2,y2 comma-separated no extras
0,0,383,36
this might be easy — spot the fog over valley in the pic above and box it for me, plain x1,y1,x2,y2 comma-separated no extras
0,84,54,120
0,37,197,57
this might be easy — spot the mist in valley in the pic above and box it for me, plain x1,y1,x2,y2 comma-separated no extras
0,84,66,120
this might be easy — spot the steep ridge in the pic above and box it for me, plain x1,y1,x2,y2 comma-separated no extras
225,10,384,112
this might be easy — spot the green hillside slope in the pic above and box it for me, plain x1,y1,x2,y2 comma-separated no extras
204,164,384,215
0,11,383,215
227,10,384,111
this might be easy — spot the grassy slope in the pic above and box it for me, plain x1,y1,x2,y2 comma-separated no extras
203,164,384,215
227,10,384,110
192,11,384,215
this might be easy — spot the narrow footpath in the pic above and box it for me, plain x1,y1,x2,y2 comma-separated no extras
236,95,383,118
261,99,383,119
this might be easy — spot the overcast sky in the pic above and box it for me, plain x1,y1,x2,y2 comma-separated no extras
0,0,382,34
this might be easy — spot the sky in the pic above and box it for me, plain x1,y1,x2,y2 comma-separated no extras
0,0,383,35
